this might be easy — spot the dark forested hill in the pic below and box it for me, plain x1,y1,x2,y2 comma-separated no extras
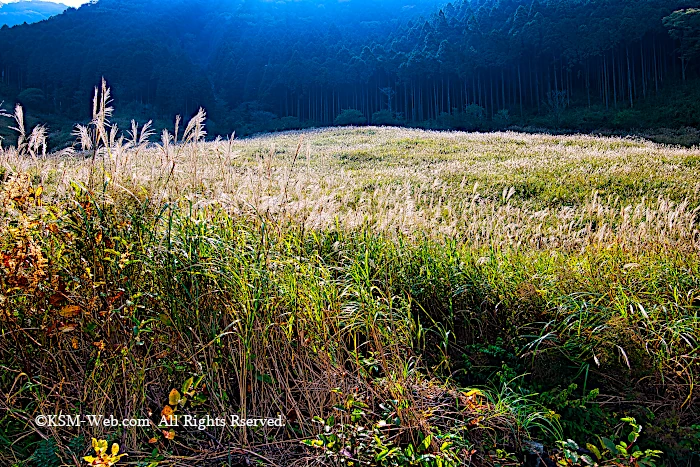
0,0,699,143
0,0,68,27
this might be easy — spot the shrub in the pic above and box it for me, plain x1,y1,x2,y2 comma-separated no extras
613,109,643,128
463,104,486,122
279,116,303,130
546,90,568,127
17,88,46,109
334,109,366,126
493,109,511,127
556,418,662,467
372,109,399,126
250,110,279,132
441,104,486,131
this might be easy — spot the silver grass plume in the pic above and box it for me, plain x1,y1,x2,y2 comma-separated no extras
109,123,120,148
160,129,173,163
128,120,154,148
183,108,207,144
174,115,181,144
161,129,172,149
128,120,155,159
28,124,47,159
91,78,113,150
225,132,236,161
72,124,94,152
10,104,27,156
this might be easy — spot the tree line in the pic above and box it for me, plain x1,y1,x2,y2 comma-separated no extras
0,0,699,139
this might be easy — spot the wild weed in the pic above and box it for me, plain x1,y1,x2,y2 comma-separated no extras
0,84,698,466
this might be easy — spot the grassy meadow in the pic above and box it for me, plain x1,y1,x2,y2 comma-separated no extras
1,100,699,466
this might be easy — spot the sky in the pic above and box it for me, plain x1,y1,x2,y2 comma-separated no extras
54,0,90,6
39,0,89,6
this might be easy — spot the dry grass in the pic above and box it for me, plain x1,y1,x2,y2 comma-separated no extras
2,126,699,252
1,118,699,466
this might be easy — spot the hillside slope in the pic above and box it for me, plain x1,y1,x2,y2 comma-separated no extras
0,0,698,142
1,123,698,464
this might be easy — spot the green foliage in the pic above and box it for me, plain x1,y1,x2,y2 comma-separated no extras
436,105,486,131
612,109,644,128
458,338,522,386
279,116,304,131
29,438,61,467
546,91,568,128
0,0,697,142
1,125,698,464
493,109,511,127
372,110,400,126
302,396,469,467
557,418,663,467
335,109,366,126
663,9,700,75
463,105,487,125
535,385,609,442
680,425,700,452
16,89,46,110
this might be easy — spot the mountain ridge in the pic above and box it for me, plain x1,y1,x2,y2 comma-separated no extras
0,0,698,144
0,0,68,27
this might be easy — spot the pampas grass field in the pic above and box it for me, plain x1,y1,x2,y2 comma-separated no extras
1,87,699,466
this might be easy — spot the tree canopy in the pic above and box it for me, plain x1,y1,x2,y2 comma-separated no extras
0,0,698,139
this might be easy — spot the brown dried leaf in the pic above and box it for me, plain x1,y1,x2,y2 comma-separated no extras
59,305,81,318
107,291,124,304
49,293,66,306
161,405,174,422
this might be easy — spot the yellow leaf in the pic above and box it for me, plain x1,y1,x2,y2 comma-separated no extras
169,389,181,406
182,376,194,394
92,438,108,455
163,429,176,440
111,443,120,456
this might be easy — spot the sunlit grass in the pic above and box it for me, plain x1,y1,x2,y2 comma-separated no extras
1,119,698,465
